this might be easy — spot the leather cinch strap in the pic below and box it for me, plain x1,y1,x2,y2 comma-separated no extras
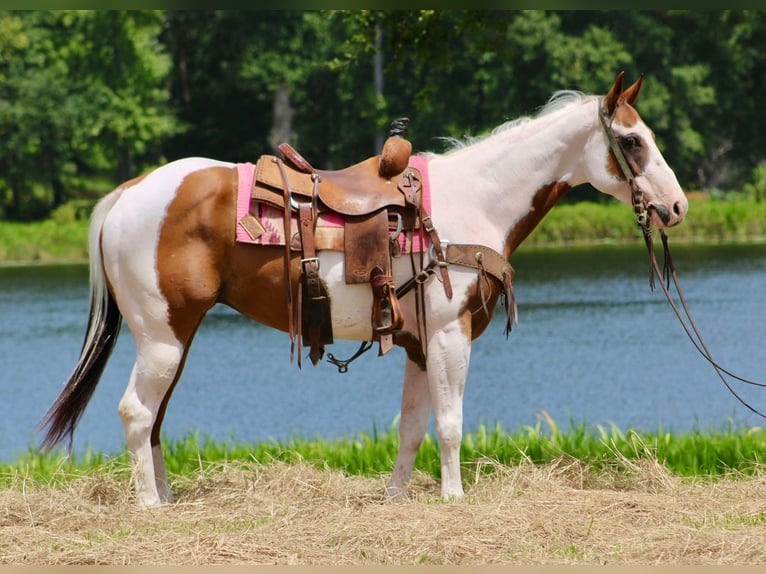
396,243,518,337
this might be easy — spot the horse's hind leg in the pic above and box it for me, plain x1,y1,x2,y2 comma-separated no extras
118,331,189,507
147,337,199,502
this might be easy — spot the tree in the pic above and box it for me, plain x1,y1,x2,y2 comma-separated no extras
3,10,766,222
0,11,180,219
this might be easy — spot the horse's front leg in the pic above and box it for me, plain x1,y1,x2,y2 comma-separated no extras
427,319,471,500
387,356,431,498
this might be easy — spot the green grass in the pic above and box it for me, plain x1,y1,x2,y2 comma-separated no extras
4,415,765,487
0,219,90,263
3,197,766,264
526,197,766,247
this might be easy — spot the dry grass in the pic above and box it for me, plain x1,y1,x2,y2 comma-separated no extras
2,457,766,565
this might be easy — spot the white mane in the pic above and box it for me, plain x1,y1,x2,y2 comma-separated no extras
440,90,596,152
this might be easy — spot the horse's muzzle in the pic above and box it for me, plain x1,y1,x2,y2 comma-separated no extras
649,201,686,228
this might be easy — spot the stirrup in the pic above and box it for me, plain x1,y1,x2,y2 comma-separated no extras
370,266,404,335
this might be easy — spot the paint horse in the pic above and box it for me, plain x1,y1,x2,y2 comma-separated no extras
40,72,687,507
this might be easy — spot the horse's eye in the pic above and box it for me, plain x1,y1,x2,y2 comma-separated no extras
620,134,641,150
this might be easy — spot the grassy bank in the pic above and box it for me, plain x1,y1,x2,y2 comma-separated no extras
524,196,766,247
6,416,766,487
3,197,766,264
0,219,90,263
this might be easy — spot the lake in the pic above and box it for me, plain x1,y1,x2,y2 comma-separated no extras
2,241,766,461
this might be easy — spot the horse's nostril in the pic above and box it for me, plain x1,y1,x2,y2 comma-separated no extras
673,201,682,216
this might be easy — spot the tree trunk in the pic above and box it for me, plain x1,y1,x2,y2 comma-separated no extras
268,81,294,152
117,147,133,183
51,176,65,209
373,22,384,154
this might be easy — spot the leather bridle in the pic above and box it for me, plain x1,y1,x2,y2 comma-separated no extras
599,103,650,230
599,98,766,418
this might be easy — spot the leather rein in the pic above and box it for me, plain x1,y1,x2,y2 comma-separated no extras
600,102,766,419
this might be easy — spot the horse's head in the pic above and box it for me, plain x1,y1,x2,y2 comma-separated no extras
586,72,688,229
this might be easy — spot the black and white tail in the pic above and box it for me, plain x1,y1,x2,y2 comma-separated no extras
39,189,124,451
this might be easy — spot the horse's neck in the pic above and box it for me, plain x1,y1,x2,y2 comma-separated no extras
428,99,596,258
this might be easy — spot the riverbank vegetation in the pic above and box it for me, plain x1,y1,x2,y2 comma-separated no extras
3,195,766,265
5,415,766,486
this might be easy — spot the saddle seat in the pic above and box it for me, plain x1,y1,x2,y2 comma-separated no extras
254,142,418,217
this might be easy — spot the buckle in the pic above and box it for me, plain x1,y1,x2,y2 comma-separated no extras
301,257,320,272
415,270,433,284
428,239,449,264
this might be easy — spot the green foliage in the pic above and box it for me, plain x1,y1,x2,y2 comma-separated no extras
3,10,766,220
0,219,90,262
4,196,766,264
0,10,181,219
743,164,766,203
524,197,766,247
4,417,766,487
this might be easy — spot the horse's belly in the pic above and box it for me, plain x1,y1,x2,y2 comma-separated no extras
222,248,433,342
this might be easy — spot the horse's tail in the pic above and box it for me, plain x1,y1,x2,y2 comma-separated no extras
38,188,124,451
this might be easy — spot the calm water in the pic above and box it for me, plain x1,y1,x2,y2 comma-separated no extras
2,242,766,461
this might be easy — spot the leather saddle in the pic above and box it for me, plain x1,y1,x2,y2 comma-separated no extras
244,124,423,366
251,146,420,217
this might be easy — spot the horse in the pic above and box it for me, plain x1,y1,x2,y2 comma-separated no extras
39,72,688,507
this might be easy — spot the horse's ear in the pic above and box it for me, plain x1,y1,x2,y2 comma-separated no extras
620,73,644,107
603,71,625,116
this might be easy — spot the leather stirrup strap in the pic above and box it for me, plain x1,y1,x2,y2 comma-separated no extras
297,174,326,366
272,157,296,358
370,265,404,335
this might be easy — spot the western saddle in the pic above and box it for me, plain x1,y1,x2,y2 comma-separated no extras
240,119,517,369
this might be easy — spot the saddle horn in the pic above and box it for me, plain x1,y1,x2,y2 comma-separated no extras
379,117,412,179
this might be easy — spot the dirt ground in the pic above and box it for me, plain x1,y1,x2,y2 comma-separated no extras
2,457,766,565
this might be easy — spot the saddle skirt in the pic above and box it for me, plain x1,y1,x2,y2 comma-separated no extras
235,154,432,255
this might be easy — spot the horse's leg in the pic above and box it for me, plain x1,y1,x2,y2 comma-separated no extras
426,320,471,499
387,357,431,498
148,344,192,503
117,328,187,507
148,309,210,501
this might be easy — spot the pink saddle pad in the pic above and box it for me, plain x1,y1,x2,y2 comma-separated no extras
236,154,431,253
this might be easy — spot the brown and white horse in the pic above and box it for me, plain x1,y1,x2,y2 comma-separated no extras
40,73,687,507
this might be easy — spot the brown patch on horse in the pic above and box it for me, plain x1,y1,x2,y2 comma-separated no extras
152,166,241,445
156,165,304,339
156,166,238,343
455,180,573,340
393,331,427,370
219,245,302,331
503,181,572,257
154,166,305,443
118,171,150,190
458,275,503,342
